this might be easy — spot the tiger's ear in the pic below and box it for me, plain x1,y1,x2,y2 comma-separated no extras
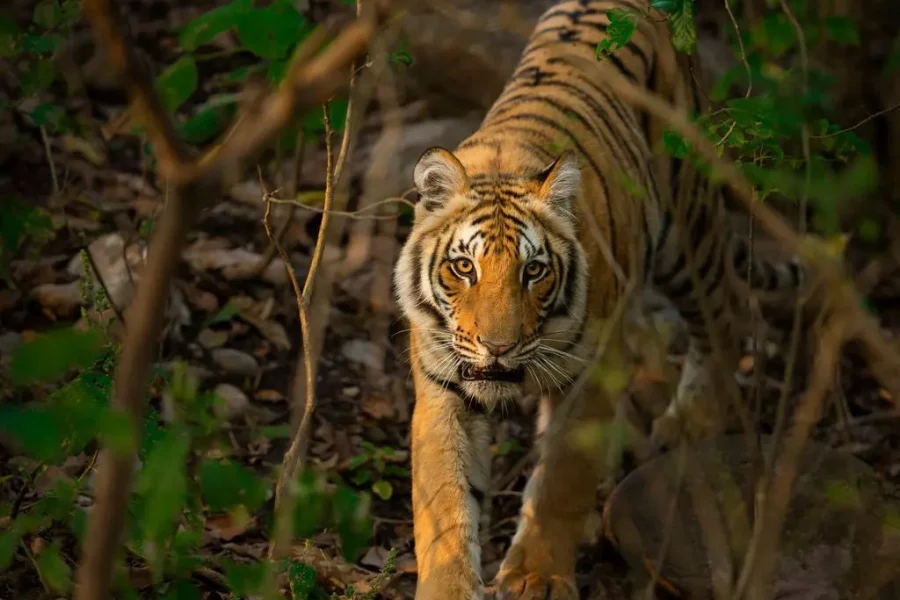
536,152,580,219
413,147,469,214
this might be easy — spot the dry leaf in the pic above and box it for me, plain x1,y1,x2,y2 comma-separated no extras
362,394,394,420
205,507,255,541
254,389,285,403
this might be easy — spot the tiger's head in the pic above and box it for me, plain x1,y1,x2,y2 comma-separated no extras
395,147,589,406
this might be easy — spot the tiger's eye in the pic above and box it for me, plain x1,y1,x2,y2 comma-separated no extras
453,258,474,276
524,261,545,279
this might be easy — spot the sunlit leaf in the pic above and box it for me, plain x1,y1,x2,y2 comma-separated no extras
669,0,696,54
371,480,393,501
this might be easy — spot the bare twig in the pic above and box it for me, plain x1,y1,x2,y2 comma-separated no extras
247,138,307,277
73,0,389,597
40,126,60,195
267,194,416,219
270,3,364,555
810,100,900,139
83,246,128,328
716,0,752,146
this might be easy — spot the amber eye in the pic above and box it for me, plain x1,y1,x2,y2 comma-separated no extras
523,260,546,281
452,257,475,278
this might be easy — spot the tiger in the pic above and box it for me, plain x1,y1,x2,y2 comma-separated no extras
392,0,804,598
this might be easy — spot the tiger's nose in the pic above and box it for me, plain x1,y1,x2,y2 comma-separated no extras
478,337,517,357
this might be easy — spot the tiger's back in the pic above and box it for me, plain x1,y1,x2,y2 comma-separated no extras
395,2,804,598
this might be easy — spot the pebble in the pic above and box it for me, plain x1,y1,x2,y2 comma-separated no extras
340,340,382,371
211,348,259,376
213,383,251,421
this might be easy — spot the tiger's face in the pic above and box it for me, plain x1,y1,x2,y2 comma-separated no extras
395,147,589,406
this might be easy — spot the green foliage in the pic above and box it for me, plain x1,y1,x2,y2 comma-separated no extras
3,0,81,135
345,441,408,502
198,458,267,513
0,195,55,283
8,327,106,385
595,8,638,59
668,0,696,54
156,56,199,113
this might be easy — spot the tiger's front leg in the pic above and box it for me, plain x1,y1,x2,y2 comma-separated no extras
496,390,615,600
410,350,492,599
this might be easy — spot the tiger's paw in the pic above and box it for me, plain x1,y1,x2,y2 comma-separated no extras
495,569,577,600
495,542,577,600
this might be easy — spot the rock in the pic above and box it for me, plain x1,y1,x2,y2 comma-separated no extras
181,237,287,286
66,232,143,310
211,348,259,376
213,383,250,421
198,328,229,349
30,281,82,317
341,340,382,371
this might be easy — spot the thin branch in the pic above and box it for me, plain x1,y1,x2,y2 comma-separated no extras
716,0,752,147
40,126,60,195
810,100,900,139
270,0,364,558
266,193,415,219
83,246,128,328
73,0,390,597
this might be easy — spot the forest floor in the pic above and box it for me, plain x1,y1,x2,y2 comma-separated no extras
2,0,900,599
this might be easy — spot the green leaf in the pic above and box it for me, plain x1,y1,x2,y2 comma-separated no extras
162,579,201,600
22,32,61,54
0,16,20,57
669,0,696,54
156,56,199,113
595,8,637,58
198,459,267,513
178,0,253,51
332,485,371,561
134,428,189,572
662,128,689,158
33,0,62,29
371,480,393,501
292,470,328,538
823,16,859,46
650,0,681,13
288,562,318,600
36,542,72,594
19,57,56,95
224,560,269,596
0,195,53,257
0,527,24,569
178,95,238,144
235,5,310,60
8,326,105,385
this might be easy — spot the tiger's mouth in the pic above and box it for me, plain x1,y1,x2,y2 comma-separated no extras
460,363,525,383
